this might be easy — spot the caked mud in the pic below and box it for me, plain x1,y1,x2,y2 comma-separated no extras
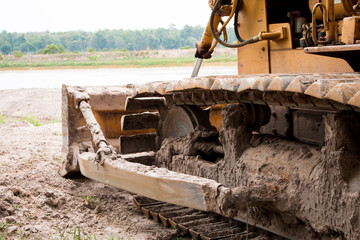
156,104,360,239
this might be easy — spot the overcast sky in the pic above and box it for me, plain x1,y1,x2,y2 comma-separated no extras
1,0,211,32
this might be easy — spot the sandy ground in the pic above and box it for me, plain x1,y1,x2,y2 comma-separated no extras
0,89,179,240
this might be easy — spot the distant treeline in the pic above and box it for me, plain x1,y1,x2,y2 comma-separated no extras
0,25,236,55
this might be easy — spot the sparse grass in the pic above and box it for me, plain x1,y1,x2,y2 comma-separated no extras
52,131,61,136
2,222,130,240
0,222,6,240
84,195,99,206
57,226,96,240
0,222,29,240
55,226,124,240
106,235,124,240
53,155,62,162
0,115,5,124
0,114,61,127
47,118,62,124
87,56,98,61
21,116,41,126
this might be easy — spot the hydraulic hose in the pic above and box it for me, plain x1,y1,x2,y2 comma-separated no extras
210,0,259,48
234,0,244,42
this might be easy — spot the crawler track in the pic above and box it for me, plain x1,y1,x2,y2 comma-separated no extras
133,196,287,240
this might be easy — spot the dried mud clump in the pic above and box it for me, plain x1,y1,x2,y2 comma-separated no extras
156,104,360,239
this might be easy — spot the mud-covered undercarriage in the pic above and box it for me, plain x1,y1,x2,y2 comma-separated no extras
60,73,360,239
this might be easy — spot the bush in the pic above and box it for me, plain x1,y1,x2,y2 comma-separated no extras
87,48,96,52
12,50,23,58
43,44,60,54
0,115,5,124
88,56,98,61
21,116,41,126
59,45,65,53
0,53,3,60
180,46,191,50
103,48,108,52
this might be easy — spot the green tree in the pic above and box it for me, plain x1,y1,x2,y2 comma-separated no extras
0,25,211,54
14,34,26,47
90,32,107,50
1,43,11,54
68,40,82,52
20,42,35,53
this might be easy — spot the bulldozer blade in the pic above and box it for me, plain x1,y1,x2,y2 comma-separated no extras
77,152,229,214
59,85,160,177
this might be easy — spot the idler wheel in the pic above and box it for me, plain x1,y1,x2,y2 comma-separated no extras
161,106,199,138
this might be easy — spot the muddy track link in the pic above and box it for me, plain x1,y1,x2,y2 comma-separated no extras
135,73,360,111
133,196,287,240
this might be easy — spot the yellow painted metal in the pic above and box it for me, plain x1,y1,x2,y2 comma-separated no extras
325,82,360,104
209,104,225,131
326,0,338,42
199,1,236,55
94,111,155,138
270,48,353,73
233,1,353,74
259,27,287,41
342,16,360,44
349,91,360,107
311,3,329,45
305,80,350,99
269,23,292,50
267,76,293,91
309,0,357,20
198,13,221,55
237,0,269,74
285,76,311,93
217,0,238,34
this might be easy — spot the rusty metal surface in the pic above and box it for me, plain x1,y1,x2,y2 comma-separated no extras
133,196,286,240
305,44,360,54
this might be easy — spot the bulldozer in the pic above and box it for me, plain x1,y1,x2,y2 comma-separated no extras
59,0,360,239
